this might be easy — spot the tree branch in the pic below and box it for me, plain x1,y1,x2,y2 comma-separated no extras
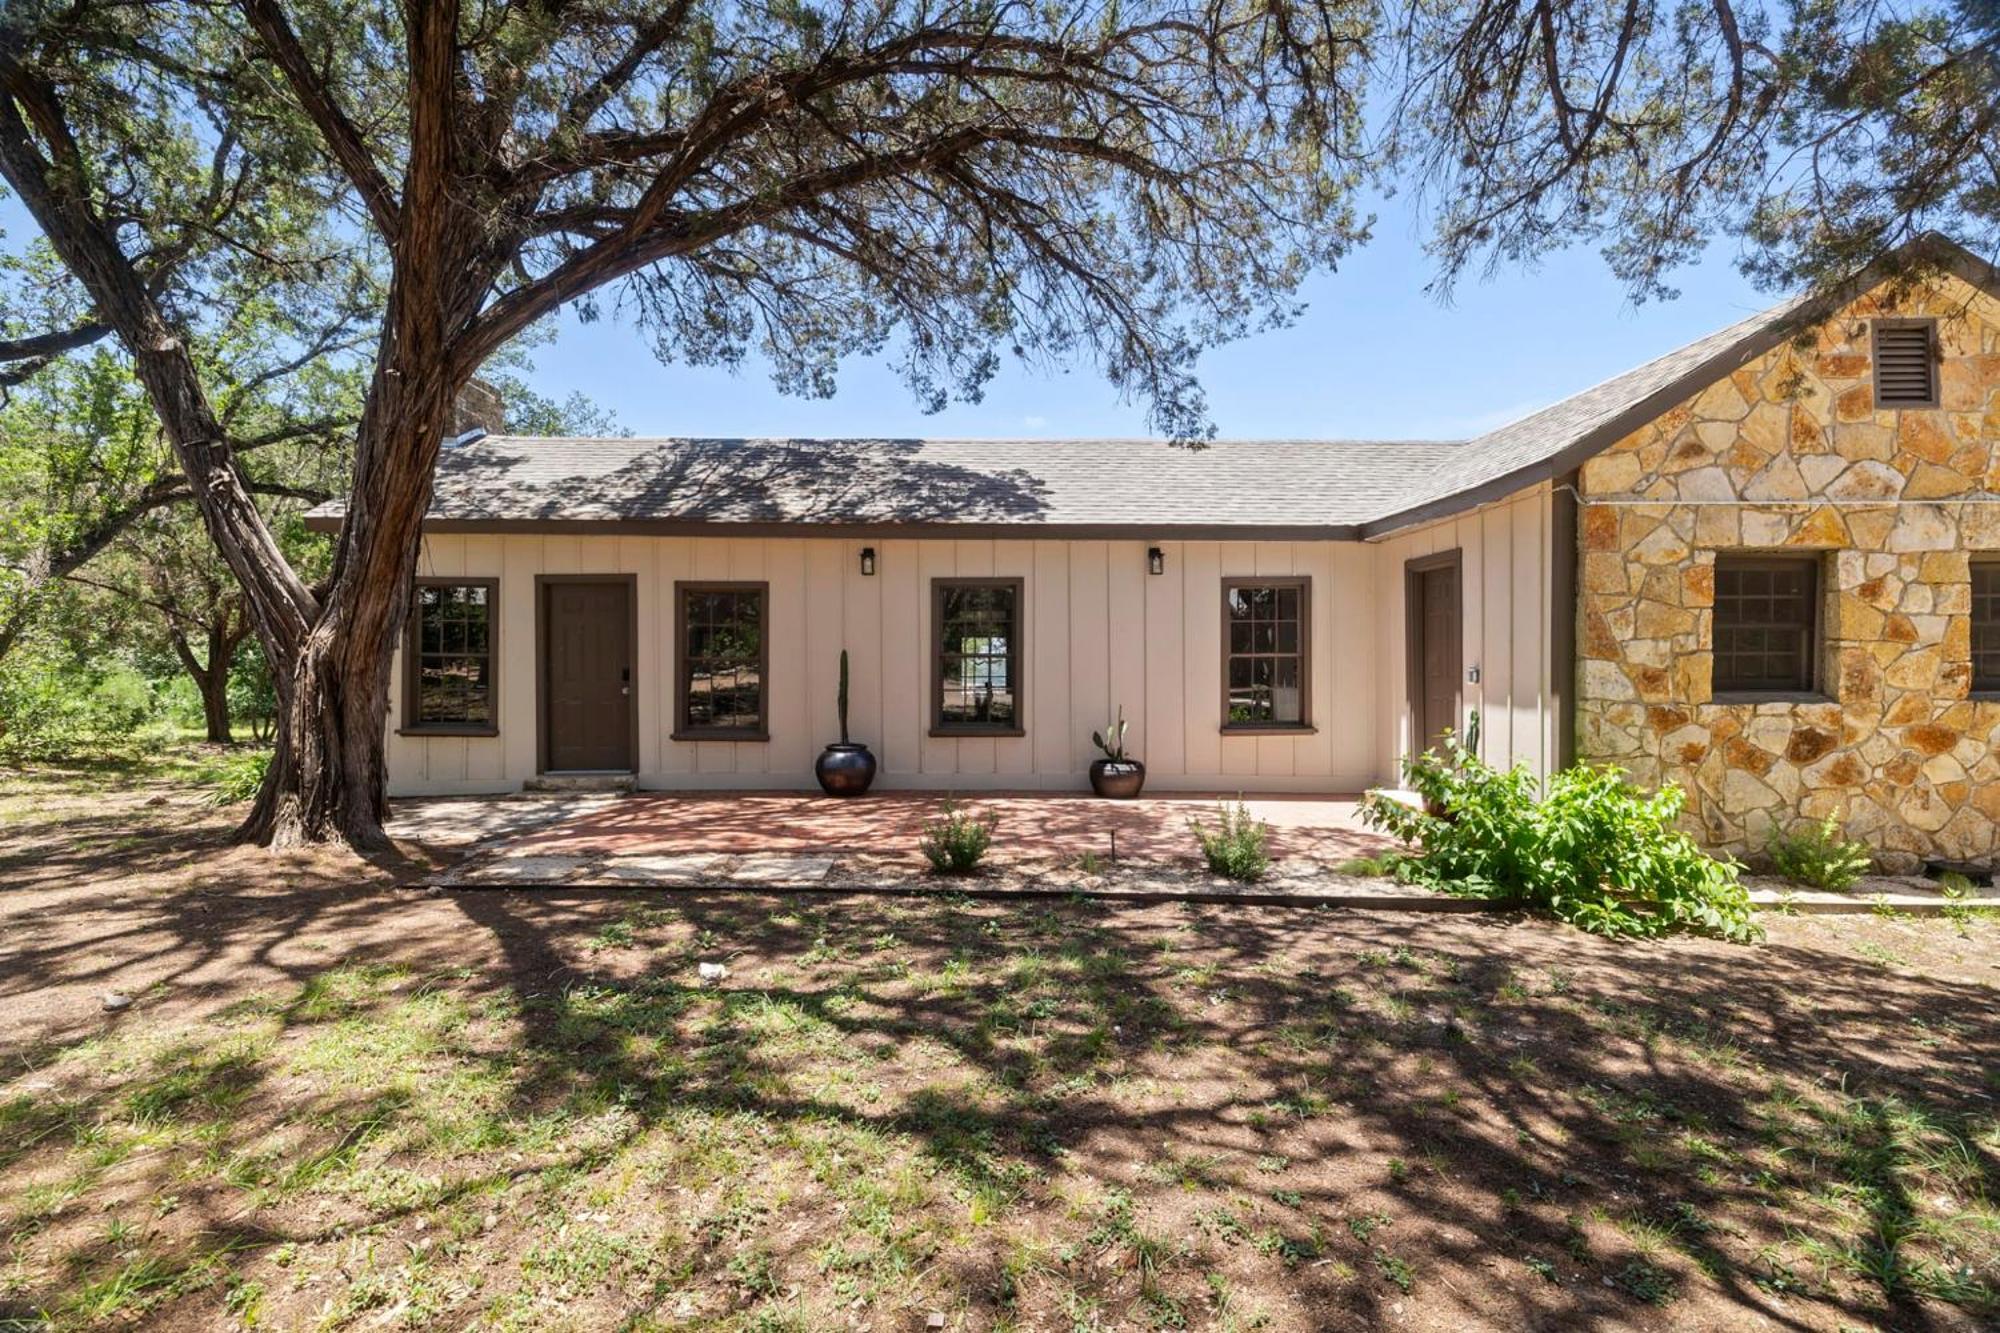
238,0,400,237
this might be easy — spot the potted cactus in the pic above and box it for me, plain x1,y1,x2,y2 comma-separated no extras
815,649,877,796
1088,706,1145,799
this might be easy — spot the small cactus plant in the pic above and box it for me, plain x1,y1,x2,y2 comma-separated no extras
836,648,851,744
1091,705,1130,762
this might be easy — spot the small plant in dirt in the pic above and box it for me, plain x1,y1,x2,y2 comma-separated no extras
919,800,995,875
206,749,272,806
1362,733,1759,942
1373,1249,1415,1293
1191,800,1270,881
1766,815,1872,891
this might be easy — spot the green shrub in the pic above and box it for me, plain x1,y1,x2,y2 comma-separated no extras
207,749,272,806
0,646,160,761
1766,815,1872,891
1361,732,1759,942
1192,799,1271,882
919,800,994,875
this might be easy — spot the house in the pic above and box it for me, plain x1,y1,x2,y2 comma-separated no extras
307,235,2000,871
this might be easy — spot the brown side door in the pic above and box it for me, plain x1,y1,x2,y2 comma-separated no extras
1407,553,1462,753
542,579,633,771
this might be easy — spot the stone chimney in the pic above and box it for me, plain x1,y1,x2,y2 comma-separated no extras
452,378,506,438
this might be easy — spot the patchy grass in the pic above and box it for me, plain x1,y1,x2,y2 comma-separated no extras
0,758,1997,1329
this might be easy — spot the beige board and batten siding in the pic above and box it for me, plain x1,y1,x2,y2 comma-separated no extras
1369,482,1560,784
386,532,1391,795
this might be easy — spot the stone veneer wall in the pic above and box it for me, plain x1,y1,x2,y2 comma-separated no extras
1577,275,2000,872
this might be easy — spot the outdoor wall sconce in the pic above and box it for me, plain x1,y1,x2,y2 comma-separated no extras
1147,546,1165,576
859,547,877,576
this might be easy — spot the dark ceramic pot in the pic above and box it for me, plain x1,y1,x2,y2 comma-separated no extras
815,742,878,796
1088,758,1146,800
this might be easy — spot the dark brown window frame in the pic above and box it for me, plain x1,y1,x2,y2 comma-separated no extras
1871,317,1941,409
930,577,1026,737
1220,575,1314,735
1971,558,2000,699
1711,553,1825,700
400,576,500,737
672,580,772,742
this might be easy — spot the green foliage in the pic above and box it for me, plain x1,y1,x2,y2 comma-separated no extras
1767,816,1873,891
918,800,994,875
1191,800,1271,882
1361,732,1759,943
0,637,163,760
207,749,271,806
1091,705,1130,762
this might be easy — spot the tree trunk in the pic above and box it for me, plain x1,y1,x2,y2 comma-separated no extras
168,623,235,744
236,352,462,851
200,624,233,743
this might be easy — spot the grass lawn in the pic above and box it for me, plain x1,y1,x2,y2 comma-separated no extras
1,754,1997,1331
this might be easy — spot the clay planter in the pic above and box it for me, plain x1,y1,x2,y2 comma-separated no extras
815,742,877,796
1088,758,1146,800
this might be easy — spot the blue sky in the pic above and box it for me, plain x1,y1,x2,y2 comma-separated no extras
529,193,1778,441
4,188,1779,441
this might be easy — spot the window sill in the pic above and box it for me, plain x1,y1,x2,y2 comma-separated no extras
397,726,499,738
929,727,1026,738
671,730,770,743
1220,724,1318,736
1708,692,1835,706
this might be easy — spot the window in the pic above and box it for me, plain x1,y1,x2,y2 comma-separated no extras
1872,319,1939,408
675,582,767,739
404,579,497,732
1712,556,1820,696
1223,578,1310,729
1972,562,2000,696
933,579,1022,734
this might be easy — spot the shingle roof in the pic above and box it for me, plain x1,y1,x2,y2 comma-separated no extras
316,435,1470,536
300,235,1997,540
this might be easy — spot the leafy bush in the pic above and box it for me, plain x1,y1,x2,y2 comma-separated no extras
1361,732,1759,942
1766,815,1872,891
1192,799,1271,882
0,644,161,761
207,749,272,806
919,800,994,875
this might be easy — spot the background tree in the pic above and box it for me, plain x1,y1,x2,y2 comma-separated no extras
0,0,1370,848
1385,0,2000,299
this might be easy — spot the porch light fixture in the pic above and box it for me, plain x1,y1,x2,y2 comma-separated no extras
1147,546,1165,576
859,547,877,576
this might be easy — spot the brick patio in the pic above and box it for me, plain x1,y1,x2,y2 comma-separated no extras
499,791,1396,866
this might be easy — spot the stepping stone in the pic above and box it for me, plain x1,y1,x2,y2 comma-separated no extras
728,853,835,885
453,854,590,885
593,853,726,884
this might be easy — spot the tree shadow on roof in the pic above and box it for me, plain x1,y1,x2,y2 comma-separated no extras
435,437,1053,524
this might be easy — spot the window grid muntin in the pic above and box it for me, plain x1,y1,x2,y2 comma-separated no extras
1713,557,1818,694
935,582,1020,731
1224,581,1307,726
412,582,494,727
1972,562,2000,694
679,585,765,734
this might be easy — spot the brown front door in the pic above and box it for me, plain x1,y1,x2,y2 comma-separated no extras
1408,552,1462,753
542,579,633,771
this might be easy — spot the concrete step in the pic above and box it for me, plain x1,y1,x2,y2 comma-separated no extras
522,772,636,794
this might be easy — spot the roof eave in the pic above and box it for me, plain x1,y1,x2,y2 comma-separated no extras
304,514,1370,541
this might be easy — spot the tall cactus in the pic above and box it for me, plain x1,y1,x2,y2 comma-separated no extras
837,648,850,744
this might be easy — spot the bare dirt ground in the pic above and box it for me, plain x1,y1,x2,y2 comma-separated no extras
2,755,1996,1331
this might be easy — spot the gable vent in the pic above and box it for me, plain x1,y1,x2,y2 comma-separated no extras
1872,321,1938,407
